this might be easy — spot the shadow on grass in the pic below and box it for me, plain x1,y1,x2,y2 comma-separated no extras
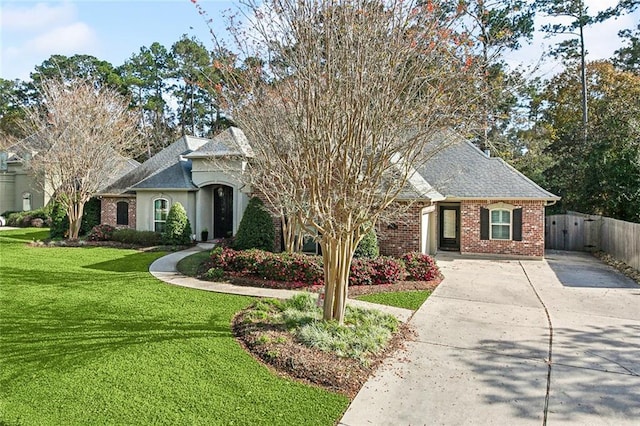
82,251,161,273
0,300,232,388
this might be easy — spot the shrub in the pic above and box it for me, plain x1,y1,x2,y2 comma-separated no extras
162,202,192,245
209,247,405,287
401,252,440,281
349,257,403,286
204,268,225,281
112,229,163,246
353,224,379,258
79,198,101,236
49,201,69,238
5,207,50,228
87,224,116,241
30,218,45,228
234,197,275,251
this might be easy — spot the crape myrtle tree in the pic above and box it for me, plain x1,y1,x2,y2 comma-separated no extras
203,0,482,322
20,78,140,240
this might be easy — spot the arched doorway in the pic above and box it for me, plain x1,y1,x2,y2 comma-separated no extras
213,185,233,238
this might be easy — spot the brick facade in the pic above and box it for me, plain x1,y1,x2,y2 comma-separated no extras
376,202,429,257
459,199,546,258
100,196,137,229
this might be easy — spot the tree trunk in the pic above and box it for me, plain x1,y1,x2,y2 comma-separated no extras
321,235,355,324
67,201,85,240
282,214,302,253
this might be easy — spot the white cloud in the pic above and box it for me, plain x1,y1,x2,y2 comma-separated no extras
1,1,76,32
0,2,100,80
26,22,98,55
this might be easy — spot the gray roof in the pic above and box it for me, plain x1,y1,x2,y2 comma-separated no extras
101,134,209,194
184,127,254,158
101,127,253,194
132,159,196,190
417,137,559,200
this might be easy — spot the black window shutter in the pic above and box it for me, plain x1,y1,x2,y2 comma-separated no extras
512,208,523,241
480,207,489,240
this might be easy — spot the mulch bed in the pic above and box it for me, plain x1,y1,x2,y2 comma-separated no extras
232,310,416,398
229,274,440,398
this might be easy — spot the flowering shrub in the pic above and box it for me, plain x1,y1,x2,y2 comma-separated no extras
87,224,116,241
350,257,404,286
401,252,440,281
211,248,411,287
210,247,323,285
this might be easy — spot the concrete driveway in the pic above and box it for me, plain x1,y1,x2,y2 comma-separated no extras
340,251,640,425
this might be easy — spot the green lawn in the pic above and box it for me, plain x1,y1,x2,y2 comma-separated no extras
355,290,432,310
176,250,212,276
0,229,348,426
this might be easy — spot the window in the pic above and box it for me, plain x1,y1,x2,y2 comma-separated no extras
116,201,129,226
154,199,168,233
480,204,523,242
22,192,32,211
490,209,511,240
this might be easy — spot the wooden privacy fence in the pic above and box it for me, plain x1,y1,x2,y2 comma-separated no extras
545,212,640,271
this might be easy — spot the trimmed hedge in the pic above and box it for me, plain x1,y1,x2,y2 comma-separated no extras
111,229,163,246
208,248,435,287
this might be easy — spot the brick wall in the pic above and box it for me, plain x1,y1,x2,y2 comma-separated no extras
100,196,137,229
377,202,429,257
460,199,546,257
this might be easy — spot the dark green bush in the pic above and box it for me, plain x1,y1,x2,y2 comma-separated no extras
162,202,192,245
49,201,69,238
80,198,101,236
112,229,163,246
234,197,275,251
353,223,379,258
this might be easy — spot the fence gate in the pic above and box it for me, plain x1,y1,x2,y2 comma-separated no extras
545,212,602,251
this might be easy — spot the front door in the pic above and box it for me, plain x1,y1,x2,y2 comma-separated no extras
439,205,460,251
213,186,233,238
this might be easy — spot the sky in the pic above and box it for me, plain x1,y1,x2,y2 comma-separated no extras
1,0,639,82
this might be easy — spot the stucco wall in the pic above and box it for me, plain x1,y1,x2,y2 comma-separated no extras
135,191,196,233
0,163,46,213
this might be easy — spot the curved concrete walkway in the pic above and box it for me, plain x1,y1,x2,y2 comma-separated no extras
149,245,414,322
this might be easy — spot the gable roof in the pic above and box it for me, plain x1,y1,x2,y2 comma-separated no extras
417,136,559,200
101,127,252,194
184,127,254,158
101,134,208,194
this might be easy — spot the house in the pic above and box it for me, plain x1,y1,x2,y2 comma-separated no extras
99,127,559,258
0,137,139,216
0,144,47,214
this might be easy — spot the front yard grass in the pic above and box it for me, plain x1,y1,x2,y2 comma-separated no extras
0,229,349,426
355,290,432,310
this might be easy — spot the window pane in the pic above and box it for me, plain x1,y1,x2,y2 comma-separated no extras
443,209,457,239
492,225,510,240
491,210,501,222
501,210,510,223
